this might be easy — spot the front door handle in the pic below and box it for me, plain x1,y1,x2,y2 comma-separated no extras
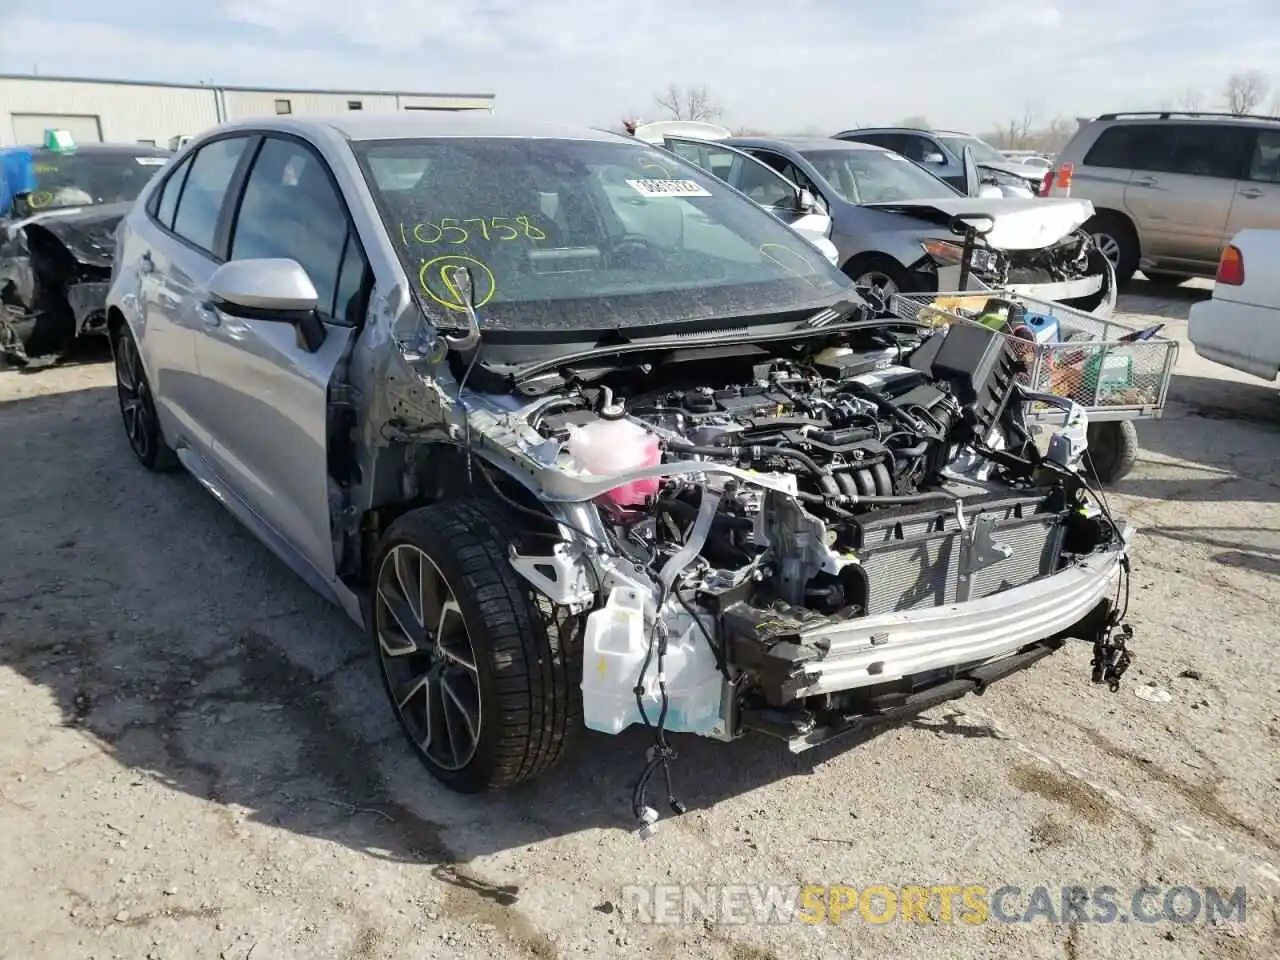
1238,187,1264,199
1132,175,1159,187
195,303,221,328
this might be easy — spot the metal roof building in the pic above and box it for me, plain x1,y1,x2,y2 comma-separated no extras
0,74,495,148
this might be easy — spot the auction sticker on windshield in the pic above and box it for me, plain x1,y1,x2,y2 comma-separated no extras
626,178,712,198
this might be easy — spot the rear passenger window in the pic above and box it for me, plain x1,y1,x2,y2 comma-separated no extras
1084,123,1249,179
153,155,193,229
229,136,366,324
171,137,250,253
1245,130,1280,183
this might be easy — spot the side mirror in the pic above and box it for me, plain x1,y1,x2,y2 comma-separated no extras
206,258,326,352
795,187,819,213
922,152,946,165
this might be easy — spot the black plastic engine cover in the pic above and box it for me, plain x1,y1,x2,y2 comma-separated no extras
913,323,1023,439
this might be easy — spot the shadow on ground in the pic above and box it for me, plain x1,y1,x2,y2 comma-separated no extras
0,335,113,374
0,383,939,919
1115,277,1211,321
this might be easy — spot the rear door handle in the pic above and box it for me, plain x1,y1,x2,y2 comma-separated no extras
1238,187,1264,199
138,251,154,274
1132,175,1159,187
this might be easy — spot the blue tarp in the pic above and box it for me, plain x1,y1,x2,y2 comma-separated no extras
0,148,36,217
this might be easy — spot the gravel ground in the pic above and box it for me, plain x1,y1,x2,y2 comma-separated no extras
1,277,1277,960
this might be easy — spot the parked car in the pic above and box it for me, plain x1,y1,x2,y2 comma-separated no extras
0,136,173,365
651,136,838,263
1188,230,1280,380
833,127,1045,196
689,136,1114,311
1043,111,1280,285
105,114,1134,801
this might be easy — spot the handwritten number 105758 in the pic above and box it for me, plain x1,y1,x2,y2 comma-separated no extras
403,216,546,245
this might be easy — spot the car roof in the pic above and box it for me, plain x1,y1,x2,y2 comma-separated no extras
204,113,628,143
726,136,882,153
16,142,173,156
840,127,971,136
1085,111,1280,127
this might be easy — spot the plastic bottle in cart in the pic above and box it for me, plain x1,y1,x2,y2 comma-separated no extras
565,398,661,509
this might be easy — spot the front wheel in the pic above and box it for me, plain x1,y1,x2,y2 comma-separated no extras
371,499,581,792
842,254,915,297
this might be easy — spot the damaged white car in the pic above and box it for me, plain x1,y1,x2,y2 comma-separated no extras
106,116,1136,816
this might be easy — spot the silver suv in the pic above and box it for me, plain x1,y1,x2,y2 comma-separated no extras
1047,111,1280,284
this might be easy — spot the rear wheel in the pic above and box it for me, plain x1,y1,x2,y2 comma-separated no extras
1084,420,1139,485
1086,213,1139,285
371,499,581,792
112,322,178,471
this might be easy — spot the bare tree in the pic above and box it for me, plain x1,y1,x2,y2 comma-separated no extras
1174,86,1203,111
988,108,1036,149
654,84,723,122
1223,71,1270,115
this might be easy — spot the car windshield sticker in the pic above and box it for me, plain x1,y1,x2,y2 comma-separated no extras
135,157,168,165
625,178,712,198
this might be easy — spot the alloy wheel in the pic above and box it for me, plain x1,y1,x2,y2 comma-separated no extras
1092,231,1121,267
375,544,483,772
114,331,154,462
854,271,900,296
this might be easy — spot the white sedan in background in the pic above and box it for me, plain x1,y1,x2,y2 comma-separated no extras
1188,230,1280,382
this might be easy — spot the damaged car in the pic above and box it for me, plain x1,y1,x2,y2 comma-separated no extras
0,137,172,365
106,116,1136,814
695,137,1116,313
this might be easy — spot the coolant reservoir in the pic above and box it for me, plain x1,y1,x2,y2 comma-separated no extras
566,413,661,509
581,587,723,736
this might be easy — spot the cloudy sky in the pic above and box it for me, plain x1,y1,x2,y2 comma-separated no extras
5,1,1280,132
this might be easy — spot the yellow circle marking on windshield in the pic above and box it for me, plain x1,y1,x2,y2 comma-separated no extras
759,243,820,286
638,155,677,174
419,254,496,312
27,191,54,209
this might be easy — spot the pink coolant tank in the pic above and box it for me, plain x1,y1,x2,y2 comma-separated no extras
566,415,661,509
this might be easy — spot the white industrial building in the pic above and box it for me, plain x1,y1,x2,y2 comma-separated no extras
0,74,496,148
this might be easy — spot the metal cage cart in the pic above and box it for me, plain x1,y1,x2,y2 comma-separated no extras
890,290,1179,484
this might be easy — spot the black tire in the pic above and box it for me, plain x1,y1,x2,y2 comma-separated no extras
1140,270,1187,287
1085,212,1139,285
842,253,916,294
371,499,581,792
1084,420,1139,485
112,322,179,471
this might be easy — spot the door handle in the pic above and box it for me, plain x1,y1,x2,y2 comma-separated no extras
1132,175,1159,187
195,302,221,328
138,251,154,274
1238,187,1264,199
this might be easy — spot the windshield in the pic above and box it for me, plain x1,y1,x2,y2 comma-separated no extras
12,150,170,217
937,135,1007,164
352,137,850,333
798,148,959,203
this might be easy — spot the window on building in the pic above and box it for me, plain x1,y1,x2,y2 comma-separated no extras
275,99,292,115
348,100,363,111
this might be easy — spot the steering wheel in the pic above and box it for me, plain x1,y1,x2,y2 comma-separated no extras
607,234,663,266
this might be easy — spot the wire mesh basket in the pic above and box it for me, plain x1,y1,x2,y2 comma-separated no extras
889,291,1179,422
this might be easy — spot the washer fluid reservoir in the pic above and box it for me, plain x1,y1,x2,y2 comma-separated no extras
566,413,661,509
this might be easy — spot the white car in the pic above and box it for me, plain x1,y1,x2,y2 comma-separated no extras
1188,230,1280,381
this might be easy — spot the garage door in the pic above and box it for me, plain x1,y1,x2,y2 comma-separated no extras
11,113,103,145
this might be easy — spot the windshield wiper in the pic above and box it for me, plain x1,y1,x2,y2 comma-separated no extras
800,298,871,329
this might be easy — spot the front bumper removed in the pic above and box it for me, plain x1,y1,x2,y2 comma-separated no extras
727,535,1130,750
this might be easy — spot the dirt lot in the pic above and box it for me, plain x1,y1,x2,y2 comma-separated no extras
1,278,1277,960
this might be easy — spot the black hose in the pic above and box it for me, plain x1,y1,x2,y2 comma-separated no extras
527,396,585,430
